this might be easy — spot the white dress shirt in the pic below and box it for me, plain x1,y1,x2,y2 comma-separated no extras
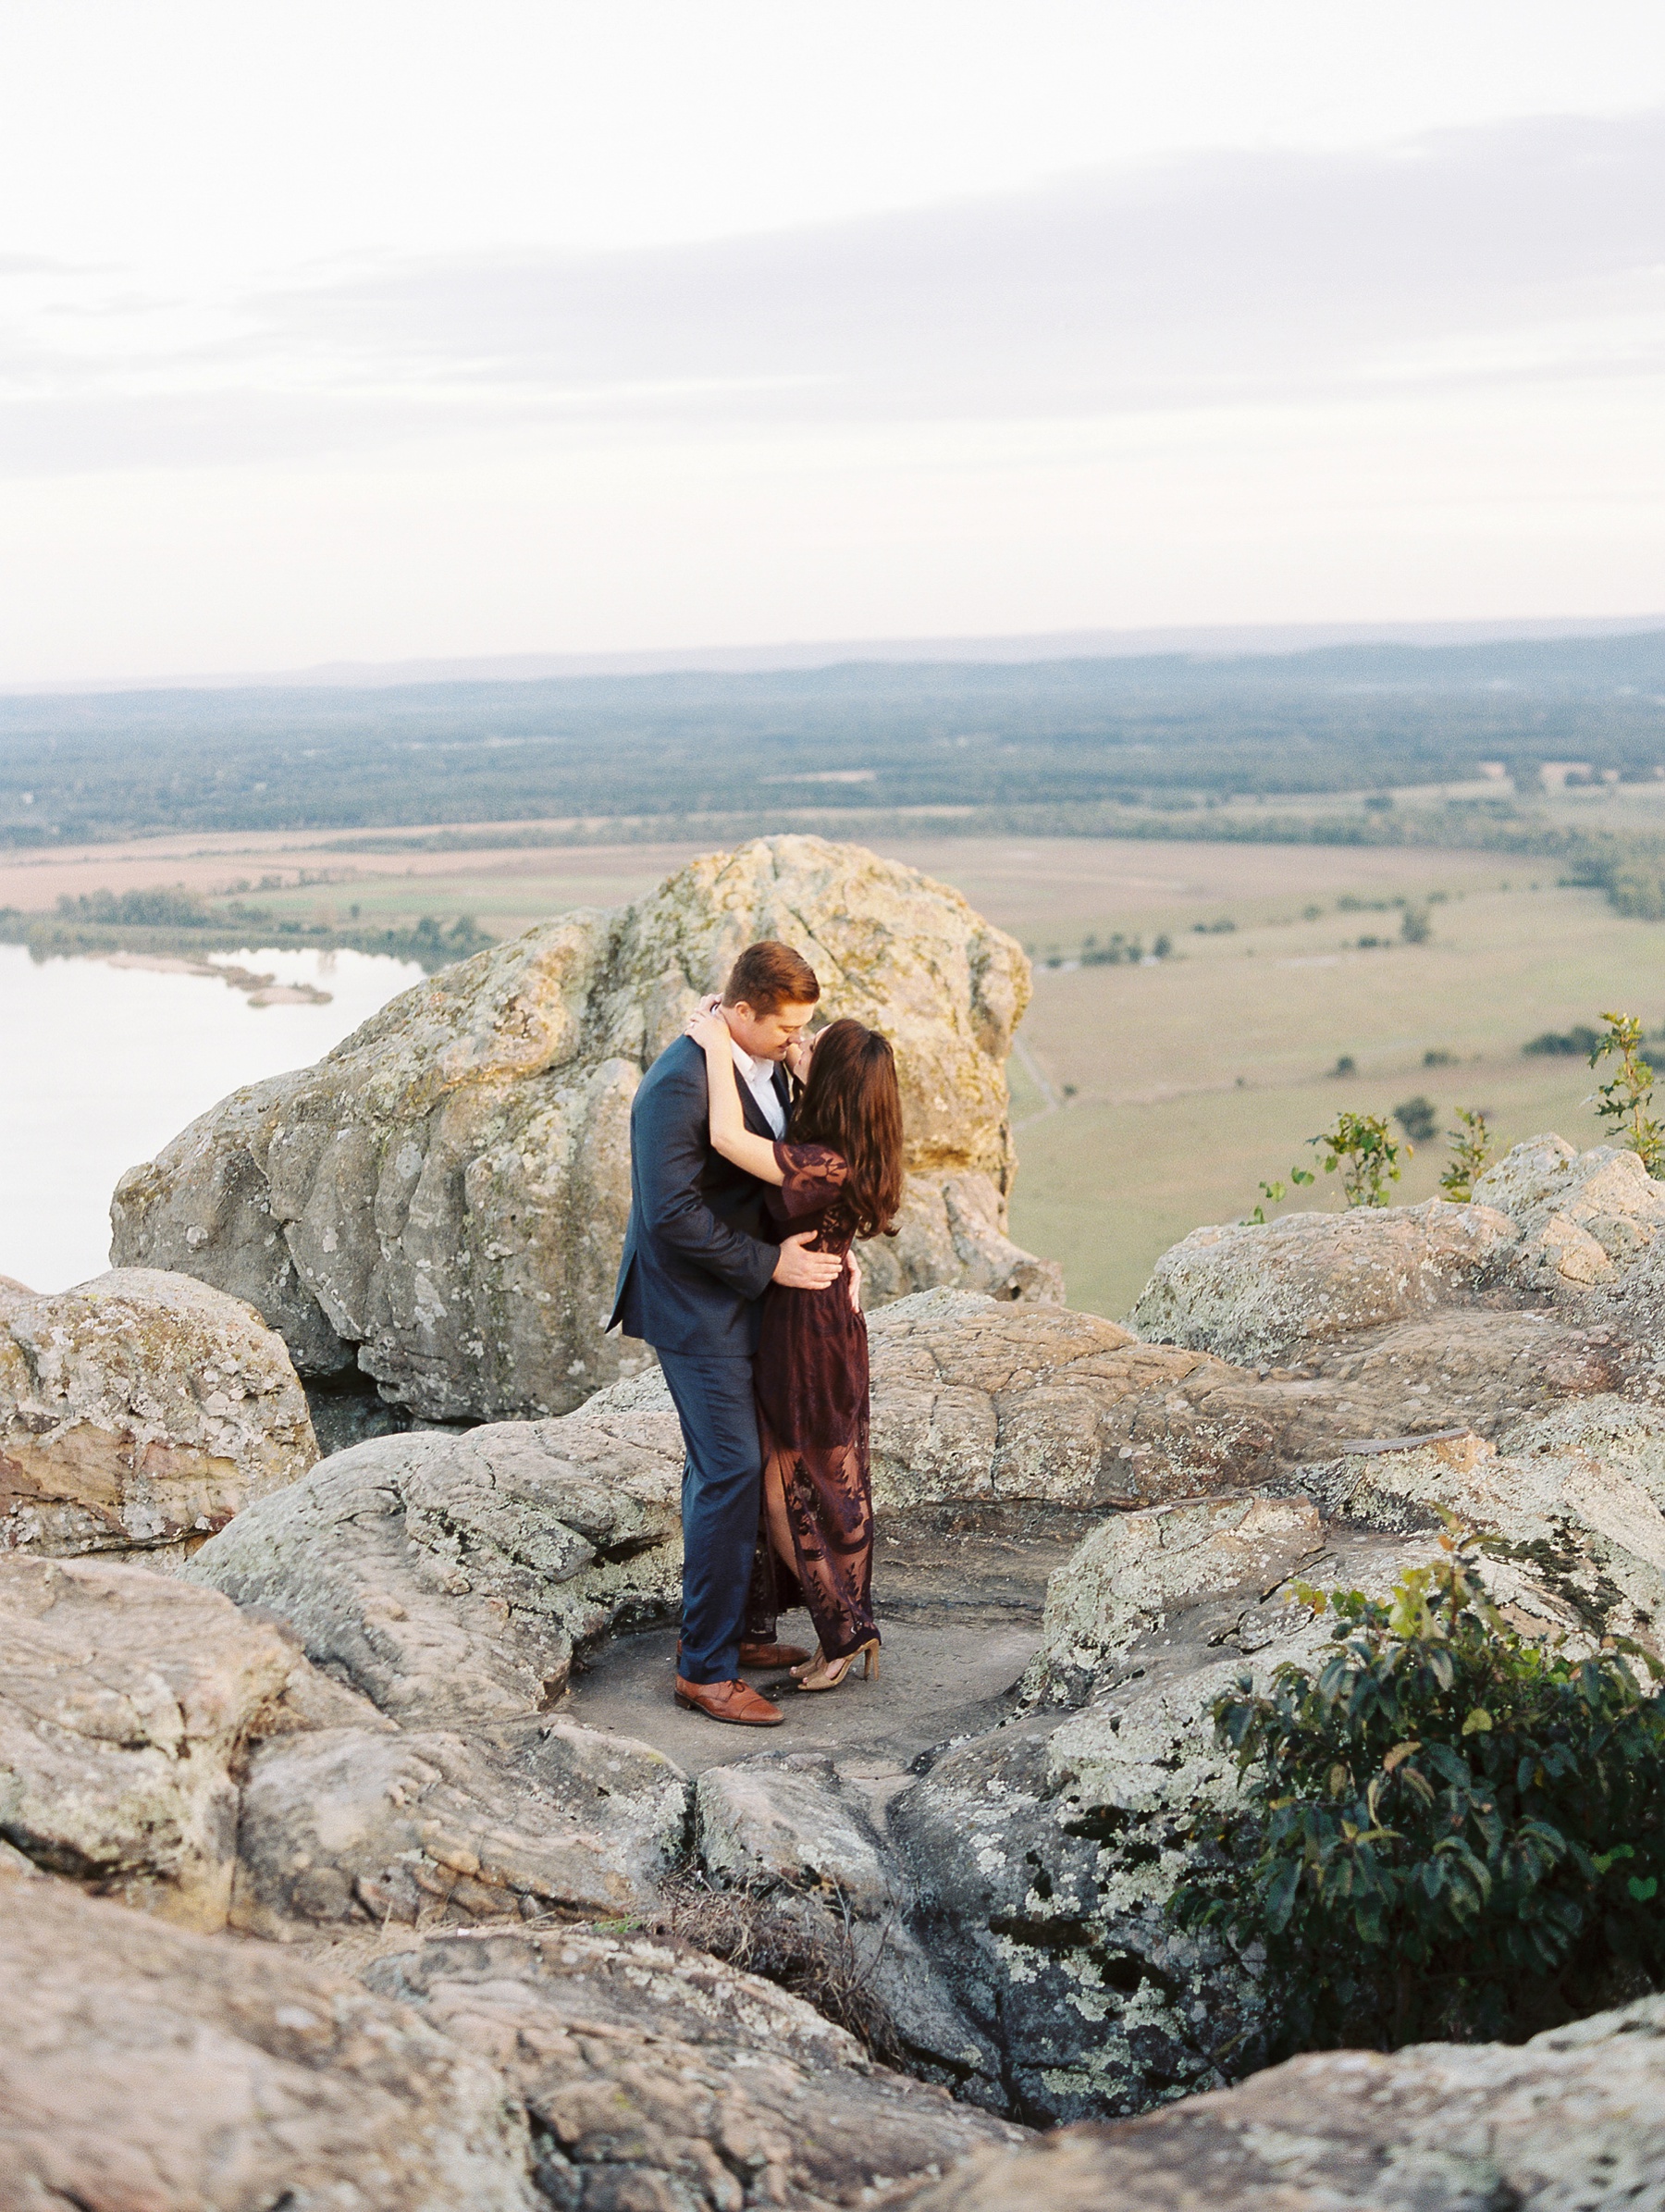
731,1040,786,1138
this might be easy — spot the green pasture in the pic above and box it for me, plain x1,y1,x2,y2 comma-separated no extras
242,832,1665,1323
1005,876,1665,1318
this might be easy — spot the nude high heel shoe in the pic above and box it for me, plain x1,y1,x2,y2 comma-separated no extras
796,1638,881,1693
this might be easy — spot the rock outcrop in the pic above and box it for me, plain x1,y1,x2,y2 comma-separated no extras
0,1554,311,1928
896,1996,1665,2212
364,1925,1028,2207
1130,1196,1520,1366
693,1751,1000,2093
0,1267,315,1560
183,1391,686,1732
234,1715,689,1937
0,1876,542,2210
888,1368,1663,2128
1473,1132,1665,1288
111,836,1057,1427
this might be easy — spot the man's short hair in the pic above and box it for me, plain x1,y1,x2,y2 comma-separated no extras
722,940,820,1014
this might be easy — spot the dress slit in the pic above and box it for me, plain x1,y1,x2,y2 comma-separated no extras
744,1139,879,1664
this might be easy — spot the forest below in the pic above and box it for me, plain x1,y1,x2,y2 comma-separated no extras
5,631,1665,932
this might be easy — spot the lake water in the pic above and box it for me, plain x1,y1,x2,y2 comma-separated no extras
1,945,424,1293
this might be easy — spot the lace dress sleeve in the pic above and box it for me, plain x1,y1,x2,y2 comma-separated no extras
765,1142,850,1222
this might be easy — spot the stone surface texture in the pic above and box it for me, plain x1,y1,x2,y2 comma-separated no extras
184,1396,685,1731
362,1925,1027,2210
895,1996,1665,2212
234,1715,689,1937
0,1554,302,1928
0,1267,315,1561
110,836,1055,1426
1130,1197,1520,1365
0,1875,540,2211
889,1377,1659,2129
693,1751,999,2091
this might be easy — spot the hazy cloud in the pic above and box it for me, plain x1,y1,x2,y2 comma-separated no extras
3,110,1662,474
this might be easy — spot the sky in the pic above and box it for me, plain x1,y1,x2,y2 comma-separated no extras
2,2,1663,686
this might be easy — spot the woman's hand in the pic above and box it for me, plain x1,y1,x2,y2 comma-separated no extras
686,1006,729,1051
846,1252,862,1315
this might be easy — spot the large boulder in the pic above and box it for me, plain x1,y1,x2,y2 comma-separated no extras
361,1924,1028,2207
0,1267,315,1561
233,1715,689,1937
1018,1491,1325,1708
870,1291,1318,1510
1473,1132,1665,1287
110,835,1055,1425
0,1555,309,1928
0,1875,539,2210
183,1389,685,1731
896,1997,1665,2212
1130,1198,1520,1366
1132,1139,1665,1378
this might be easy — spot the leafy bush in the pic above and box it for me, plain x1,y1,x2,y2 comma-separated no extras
55,885,211,927
1440,1106,1494,1201
1392,1094,1438,1143
1589,1009,1664,1177
1400,905,1432,945
1523,1025,1601,1057
1329,1054,1356,1079
1309,1109,1408,1205
1172,1535,1665,2052
1424,1048,1455,1067
1081,931,1144,965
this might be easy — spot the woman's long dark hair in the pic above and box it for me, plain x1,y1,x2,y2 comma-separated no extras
789,1017,904,1241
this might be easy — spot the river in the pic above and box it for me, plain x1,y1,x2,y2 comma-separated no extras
1,944,424,1293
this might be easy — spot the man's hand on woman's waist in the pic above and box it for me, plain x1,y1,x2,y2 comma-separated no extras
772,1231,844,1291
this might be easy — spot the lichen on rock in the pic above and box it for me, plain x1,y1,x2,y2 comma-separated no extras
0,1267,315,1561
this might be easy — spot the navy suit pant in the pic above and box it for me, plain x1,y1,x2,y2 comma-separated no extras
657,1349,762,1686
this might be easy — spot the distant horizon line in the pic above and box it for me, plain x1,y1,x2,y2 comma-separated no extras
8,612,1665,699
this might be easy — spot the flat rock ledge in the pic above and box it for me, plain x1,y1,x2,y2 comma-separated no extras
895,1996,1665,2212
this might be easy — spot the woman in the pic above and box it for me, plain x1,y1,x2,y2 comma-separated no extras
685,1006,903,1691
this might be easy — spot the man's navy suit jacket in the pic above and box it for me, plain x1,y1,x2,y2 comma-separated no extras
608,1033,791,1359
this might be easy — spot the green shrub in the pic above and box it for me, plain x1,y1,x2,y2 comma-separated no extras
1080,931,1144,965
1392,1094,1438,1144
1309,1109,1407,1205
1589,1010,1664,1177
1400,905,1432,945
1171,1535,1665,2053
1523,1025,1600,1057
1439,1106,1494,1200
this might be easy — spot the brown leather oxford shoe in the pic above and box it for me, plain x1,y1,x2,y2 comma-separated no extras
673,1675,784,1725
676,1638,812,1671
738,1639,812,1669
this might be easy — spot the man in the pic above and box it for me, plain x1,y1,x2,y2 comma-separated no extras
609,939,843,1725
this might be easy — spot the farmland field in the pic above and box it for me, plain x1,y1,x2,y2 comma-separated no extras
4,825,1659,1320
216,831,1664,1320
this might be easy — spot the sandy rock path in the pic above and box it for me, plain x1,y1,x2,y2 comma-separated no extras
561,1506,1080,1780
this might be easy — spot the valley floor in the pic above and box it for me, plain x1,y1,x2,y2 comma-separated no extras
6,822,1661,1318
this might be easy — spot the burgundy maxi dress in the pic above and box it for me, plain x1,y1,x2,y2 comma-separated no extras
746,1139,878,1665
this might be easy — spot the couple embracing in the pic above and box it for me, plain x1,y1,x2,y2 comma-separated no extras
608,940,904,1727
